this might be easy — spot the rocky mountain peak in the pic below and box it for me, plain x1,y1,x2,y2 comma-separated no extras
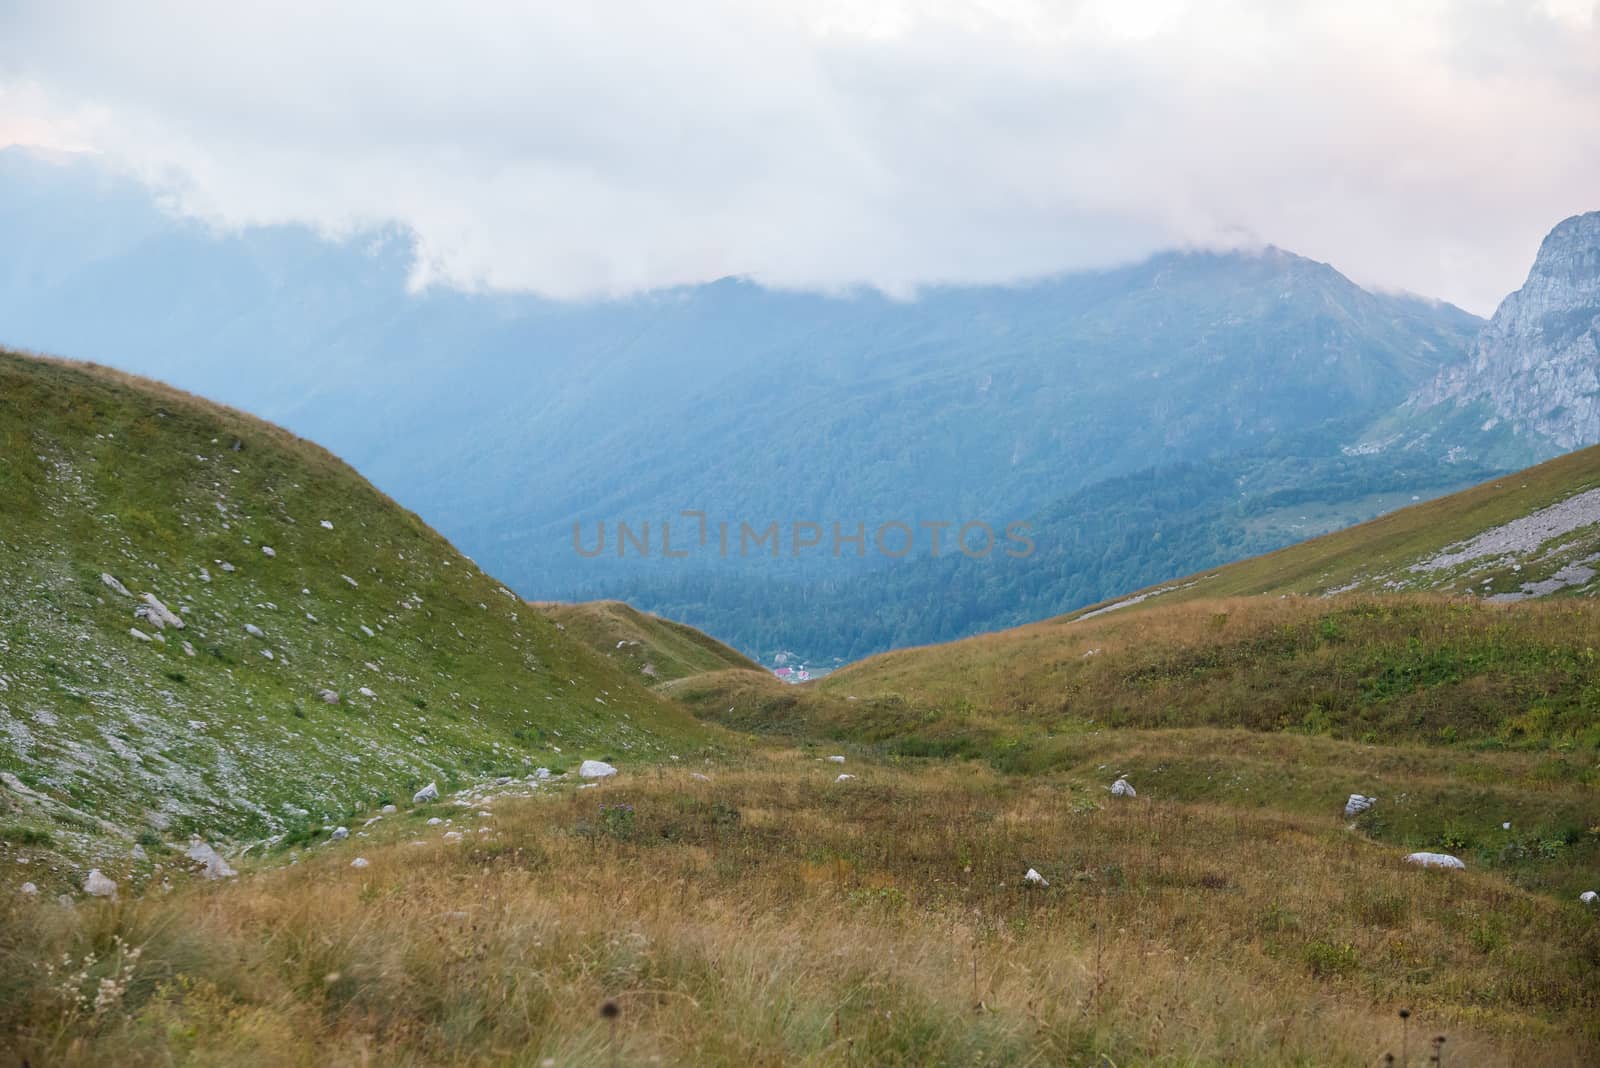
1413,211,1600,449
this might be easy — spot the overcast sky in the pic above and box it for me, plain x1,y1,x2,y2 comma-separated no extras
2,0,1596,314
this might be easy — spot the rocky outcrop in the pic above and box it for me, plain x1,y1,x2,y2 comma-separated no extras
1414,212,1600,449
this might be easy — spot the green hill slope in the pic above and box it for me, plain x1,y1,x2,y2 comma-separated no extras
0,350,713,860
534,599,759,684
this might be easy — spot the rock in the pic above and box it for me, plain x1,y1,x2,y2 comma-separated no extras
1023,868,1049,887
244,623,265,638
579,760,618,779
426,817,443,826
1110,778,1137,798
330,826,349,841
827,755,846,764
351,857,369,869
413,782,439,804
691,772,711,782
261,649,275,661
129,627,153,643
181,641,196,658
1405,852,1465,870
220,562,236,573
140,593,184,629
1344,794,1375,819
321,520,334,530
185,841,237,879
83,869,118,898
1413,211,1600,451
358,687,376,698
342,574,359,587
101,572,132,597
318,689,340,704
381,804,398,815
443,831,463,843
1581,890,1598,905
534,767,552,780
261,546,276,558
198,568,211,583
19,882,38,895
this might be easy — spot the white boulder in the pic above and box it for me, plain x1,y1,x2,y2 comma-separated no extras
185,841,237,879
1405,852,1465,870
443,831,463,843
83,869,118,898
358,687,376,698
318,689,340,704
413,782,440,804
320,520,334,530
1023,868,1049,887
1581,890,1598,905
129,628,153,643
261,546,276,558
330,826,349,841
140,593,184,629
100,572,132,597
350,857,369,869
1110,778,1136,798
244,623,265,638
381,804,398,815
1344,794,1376,819
579,760,618,779
827,755,846,764
20,882,38,895
426,817,443,826
835,773,855,783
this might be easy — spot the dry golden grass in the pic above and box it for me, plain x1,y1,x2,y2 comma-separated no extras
4,754,1595,1066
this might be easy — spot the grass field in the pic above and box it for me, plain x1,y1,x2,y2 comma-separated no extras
3,753,1596,1066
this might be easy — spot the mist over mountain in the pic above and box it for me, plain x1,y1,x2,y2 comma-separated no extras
0,147,1561,662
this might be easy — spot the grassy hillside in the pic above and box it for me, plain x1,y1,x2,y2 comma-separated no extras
534,599,759,684
4,754,1595,1065
1063,442,1600,615
0,349,714,867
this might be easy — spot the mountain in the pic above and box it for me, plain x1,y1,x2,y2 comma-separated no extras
533,600,759,684
0,148,1492,663
1408,210,1600,452
0,348,711,865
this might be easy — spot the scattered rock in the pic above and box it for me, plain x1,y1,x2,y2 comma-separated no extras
426,817,443,826
1023,868,1049,887
1110,778,1137,798
835,774,855,783
185,841,237,879
534,767,551,780
1405,852,1465,870
413,782,439,804
83,869,118,898
318,689,340,705
181,641,196,658
827,755,846,764
220,562,236,573
19,882,38,895
443,831,463,843
350,857,369,869
1344,794,1376,819
381,804,398,815
140,593,184,629
100,572,132,597
330,826,349,841
320,520,334,530
691,772,711,782
358,687,376,698
129,627,153,643
579,759,618,779
1581,890,1598,905
261,649,275,661
342,574,359,588
261,546,276,558
244,624,265,638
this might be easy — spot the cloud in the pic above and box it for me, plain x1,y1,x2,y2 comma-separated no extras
1,0,1596,313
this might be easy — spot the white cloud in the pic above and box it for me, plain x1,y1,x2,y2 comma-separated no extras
1,0,1596,313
